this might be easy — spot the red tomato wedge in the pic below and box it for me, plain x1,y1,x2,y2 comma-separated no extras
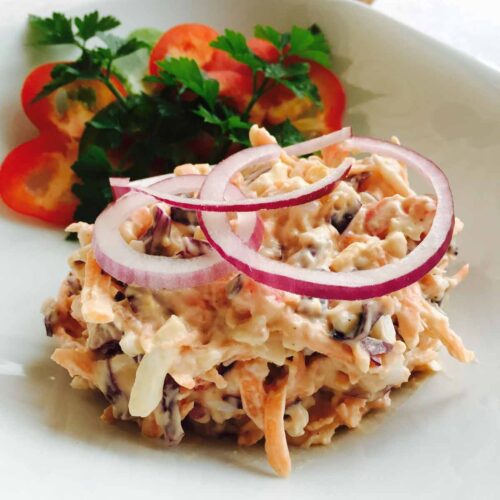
204,38,278,74
247,38,280,63
149,24,219,75
250,60,345,136
0,132,78,225
21,62,127,139
308,61,345,132
205,70,253,112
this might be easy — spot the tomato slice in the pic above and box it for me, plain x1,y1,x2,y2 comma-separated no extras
0,132,78,225
21,62,127,139
308,61,345,132
205,70,253,112
204,49,249,74
247,38,280,63
248,59,345,136
149,24,219,76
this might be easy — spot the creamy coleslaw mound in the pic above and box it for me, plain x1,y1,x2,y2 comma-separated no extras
43,126,473,476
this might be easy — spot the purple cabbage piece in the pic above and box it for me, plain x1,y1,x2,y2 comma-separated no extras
160,376,184,446
177,237,211,258
94,340,123,358
331,302,382,341
361,337,393,365
226,274,243,298
103,358,130,420
142,205,171,256
170,206,199,226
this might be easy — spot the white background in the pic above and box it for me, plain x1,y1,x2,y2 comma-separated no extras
375,0,500,70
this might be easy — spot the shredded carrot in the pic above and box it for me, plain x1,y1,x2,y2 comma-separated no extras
141,414,162,438
51,348,95,380
264,375,291,477
237,360,267,430
81,249,114,323
100,406,115,423
421,302,475,363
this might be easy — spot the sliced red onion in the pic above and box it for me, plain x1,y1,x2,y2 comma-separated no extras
110,174,175,200
283,126,351,157
199,137,454,300
130,156,352,212
111,128,351,212
110,177,130,200
93,176,263,289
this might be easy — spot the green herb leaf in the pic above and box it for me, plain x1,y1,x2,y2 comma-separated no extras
288,25,331,68
33,63,82,101
97,32,148,58
268,119,304,147
210,29,264,71
157,57,219,110
75,11,120,41
196,105,251,146
29,12,75,45
254,25,282,49
72,145,115,223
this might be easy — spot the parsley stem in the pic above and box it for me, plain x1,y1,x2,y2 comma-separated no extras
241,76,271,121
98,76,128,110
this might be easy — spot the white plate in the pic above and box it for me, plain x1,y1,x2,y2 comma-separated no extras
1,1,499,498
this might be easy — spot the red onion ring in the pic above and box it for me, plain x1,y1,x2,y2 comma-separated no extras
112,127,352,212
283,126,351,157
110,174,175,200
199,137,454,300
93,175,263,289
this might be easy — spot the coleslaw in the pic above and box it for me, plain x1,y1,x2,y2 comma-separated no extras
43,126,472,477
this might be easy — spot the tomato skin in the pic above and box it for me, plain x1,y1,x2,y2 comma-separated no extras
21,62,127,139
247,38,280,63
308,61,345,132
206,70,253,112
149,23,219,75
0,132,78,225
204,49,250,74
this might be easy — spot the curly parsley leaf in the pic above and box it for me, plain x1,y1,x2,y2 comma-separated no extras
268,119,304,147
211,30,264,71
74,11,120,41
288,25,331,68
29,13,75,45
254,25,288,50
30,11,146,106
196,105,251,146
98,32,149,58
157,58,219,110
72,145,115,223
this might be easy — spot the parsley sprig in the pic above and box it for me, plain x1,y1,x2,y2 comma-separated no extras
28,12,333,224
30,11,148,107
211,25,331,120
